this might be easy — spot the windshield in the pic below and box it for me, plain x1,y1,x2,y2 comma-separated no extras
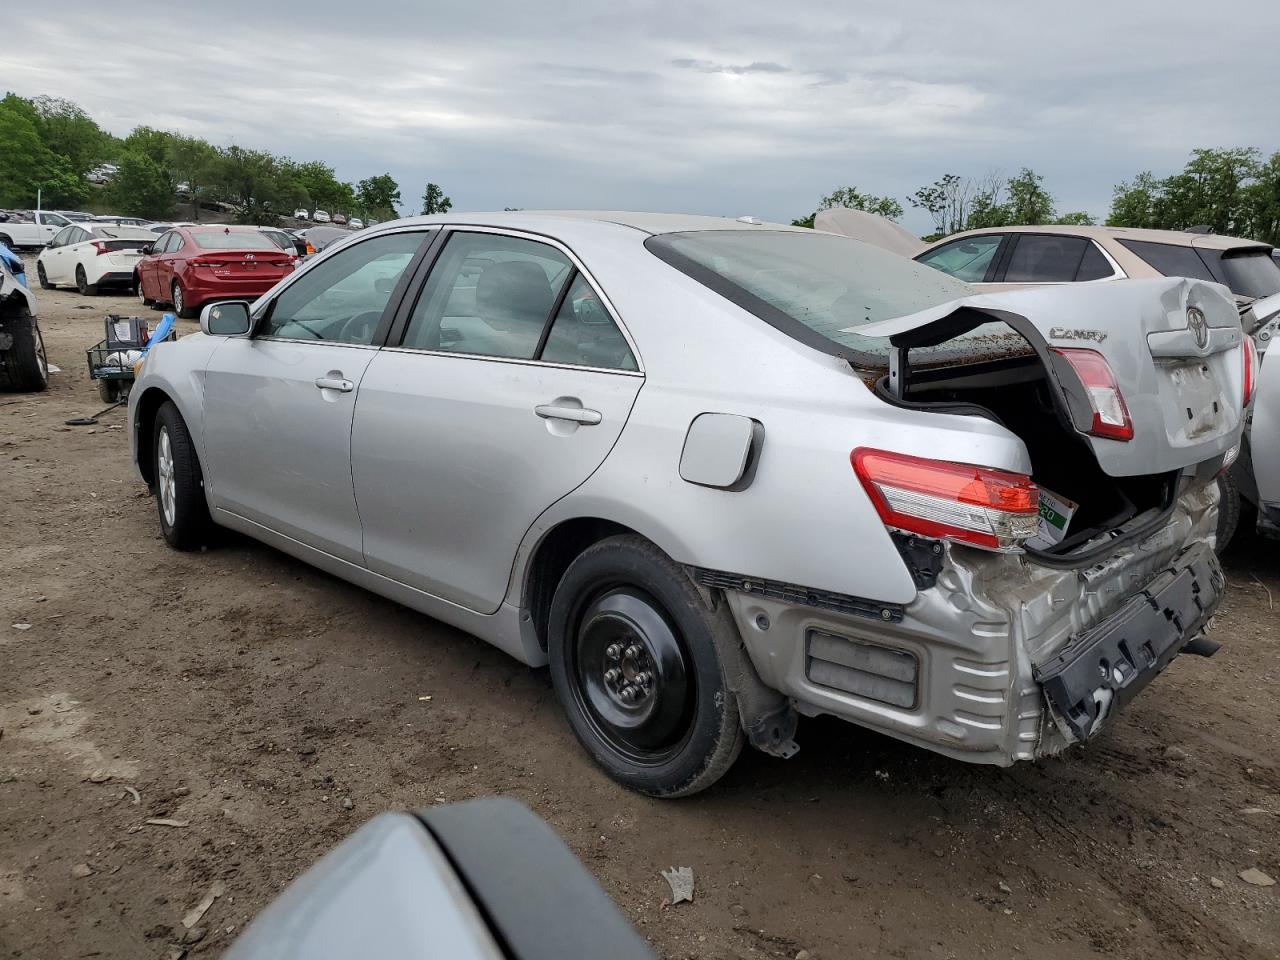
646,229,1014,365
190,231,279,251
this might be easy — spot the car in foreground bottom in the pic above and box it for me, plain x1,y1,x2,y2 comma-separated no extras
129,212,1245,796
225,797,652,960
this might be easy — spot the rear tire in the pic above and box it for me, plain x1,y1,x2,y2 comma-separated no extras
1215,471,1241,554
98,378,122,404
36,262,53,289
76,265,98,296
0,314,49,393
153,401,214,550
172,281,196,319
548,534,744,797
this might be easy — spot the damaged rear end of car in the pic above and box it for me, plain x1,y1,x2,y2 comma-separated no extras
651,227,1245,765
840,276,1244,757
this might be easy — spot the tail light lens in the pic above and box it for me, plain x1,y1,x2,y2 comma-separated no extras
1050,347,1133,441
305,241,316,256
1243,336,1258,408
852,448,1040,552
91,241,109,256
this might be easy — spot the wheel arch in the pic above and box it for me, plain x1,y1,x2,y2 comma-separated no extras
133,386,179,487
520,516,636,653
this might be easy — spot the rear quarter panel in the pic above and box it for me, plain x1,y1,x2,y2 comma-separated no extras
506,227,1031,607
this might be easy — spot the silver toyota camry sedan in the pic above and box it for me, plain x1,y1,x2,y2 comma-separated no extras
129,212,1249,796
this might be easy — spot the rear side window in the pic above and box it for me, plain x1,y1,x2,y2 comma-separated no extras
540,274,637,371
917,234,1003,282
646,229,1013,366
1002,235,1089,283
1117,240,1215,282
1075,243,1114,281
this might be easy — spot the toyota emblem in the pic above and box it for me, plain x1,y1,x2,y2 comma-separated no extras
1187,307,1208,350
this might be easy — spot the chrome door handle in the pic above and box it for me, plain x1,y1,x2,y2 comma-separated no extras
314,376,354,393
534,403,602,425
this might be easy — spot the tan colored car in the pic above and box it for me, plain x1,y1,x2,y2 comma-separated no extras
911,224,1280,303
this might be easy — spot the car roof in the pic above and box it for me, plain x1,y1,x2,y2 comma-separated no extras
938,223,1270,252
379,210,807,236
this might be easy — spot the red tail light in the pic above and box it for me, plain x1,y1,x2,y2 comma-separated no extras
92,241,109,256
852,448,1040,552
1050,347,1133,441
1243,336,1258,408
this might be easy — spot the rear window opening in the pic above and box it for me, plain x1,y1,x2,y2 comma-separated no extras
887,353,1177,557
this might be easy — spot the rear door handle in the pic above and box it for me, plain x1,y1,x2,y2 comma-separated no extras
535,403,602,425
314,375,354,393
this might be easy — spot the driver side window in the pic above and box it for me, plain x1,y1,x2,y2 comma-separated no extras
259,231,426,344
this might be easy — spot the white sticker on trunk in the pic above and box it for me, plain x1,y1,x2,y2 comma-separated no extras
1028,486,1078,551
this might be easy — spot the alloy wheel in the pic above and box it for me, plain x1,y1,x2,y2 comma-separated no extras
157,427,176,527
172,283,184,315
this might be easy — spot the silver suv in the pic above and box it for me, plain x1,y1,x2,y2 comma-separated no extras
129,213,1247,796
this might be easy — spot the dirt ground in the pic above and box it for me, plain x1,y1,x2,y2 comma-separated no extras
2,269,1277,960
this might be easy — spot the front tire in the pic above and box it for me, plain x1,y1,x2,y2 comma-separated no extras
153,401,214,550
172,281,196,319
548,535,744,797
76,265,98,296
135,273,153,306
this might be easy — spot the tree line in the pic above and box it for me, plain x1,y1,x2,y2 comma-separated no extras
0,92,452,225
794,147,1280,246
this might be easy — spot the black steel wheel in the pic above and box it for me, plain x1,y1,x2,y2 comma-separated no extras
548,535,743,797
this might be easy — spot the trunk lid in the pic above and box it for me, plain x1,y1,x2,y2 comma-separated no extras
856,277,1246,478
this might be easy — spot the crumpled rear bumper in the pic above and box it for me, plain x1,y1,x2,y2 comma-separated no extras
1033,542,1223,743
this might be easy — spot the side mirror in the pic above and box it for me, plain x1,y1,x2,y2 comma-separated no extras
140,243,154,255
201,301,252,337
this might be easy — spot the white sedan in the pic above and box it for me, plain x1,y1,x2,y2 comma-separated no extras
36,223,158,295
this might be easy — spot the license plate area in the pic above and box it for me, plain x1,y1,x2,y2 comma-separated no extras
1166,361,1222,439
1033,545,1224,742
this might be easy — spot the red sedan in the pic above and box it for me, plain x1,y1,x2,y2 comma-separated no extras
135,226,295,318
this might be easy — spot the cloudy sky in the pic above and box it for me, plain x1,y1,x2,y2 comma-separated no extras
4,0,1278,231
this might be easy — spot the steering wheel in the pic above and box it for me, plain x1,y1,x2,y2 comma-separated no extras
335,310,383,344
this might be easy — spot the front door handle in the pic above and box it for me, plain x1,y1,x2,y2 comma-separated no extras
314,375,354,393
535,402,602,425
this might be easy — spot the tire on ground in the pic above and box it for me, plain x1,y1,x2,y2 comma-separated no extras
0,312,49,392
1215,470,1241,554
548,534,745,797
152,400,214,550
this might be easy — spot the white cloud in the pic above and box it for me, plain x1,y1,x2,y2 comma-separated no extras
2,0,1278,229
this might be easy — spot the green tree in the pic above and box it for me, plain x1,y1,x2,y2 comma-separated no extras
168,135,218,220
31,96,112,176
909,174,973,237
357,173,401,219
123,126,176,167
1107,172,1162,228
107,151,173,218
1054,211,1097,226
792,185,904,227
421,182,452,215
1005,168,1055,224
0,98,89,208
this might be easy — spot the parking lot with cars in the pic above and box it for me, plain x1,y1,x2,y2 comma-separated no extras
2,247,1278,960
